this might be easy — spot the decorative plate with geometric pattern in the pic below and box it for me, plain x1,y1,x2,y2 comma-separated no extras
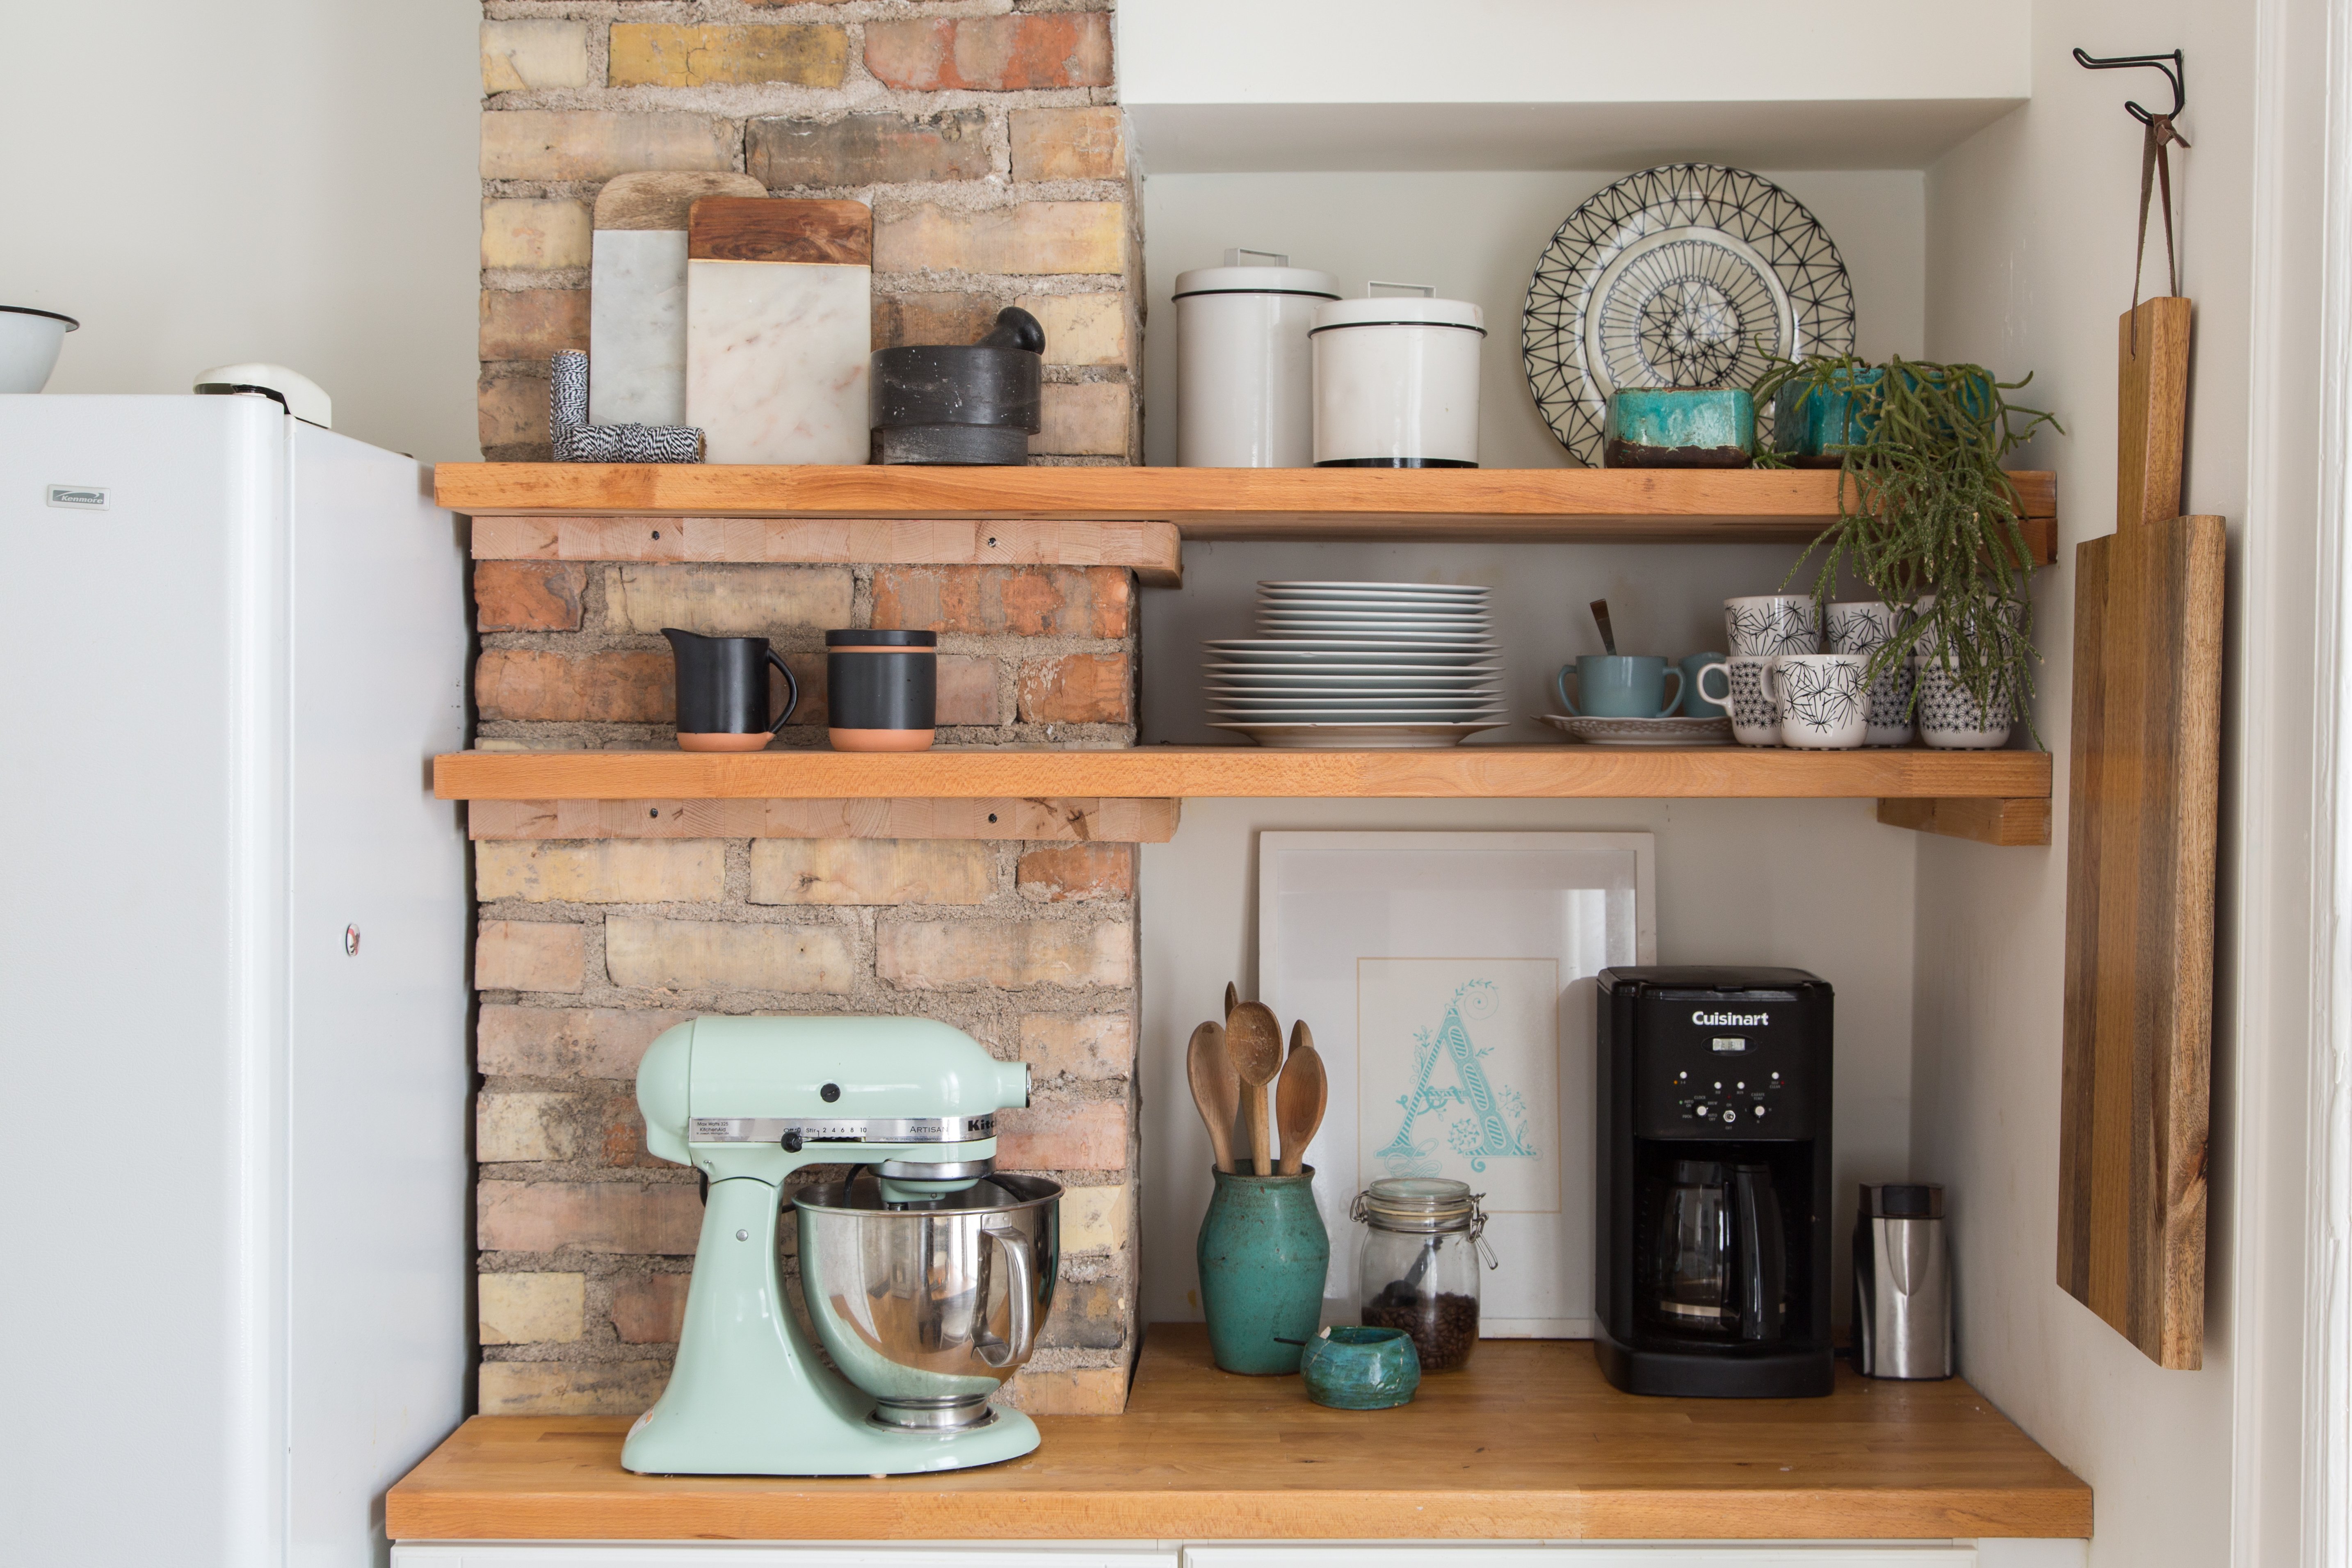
1523,164,1855,465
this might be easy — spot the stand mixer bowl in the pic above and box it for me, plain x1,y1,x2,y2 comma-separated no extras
795,1173,1062,1431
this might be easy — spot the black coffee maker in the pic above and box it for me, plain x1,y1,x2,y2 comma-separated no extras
1593,967,1834,1397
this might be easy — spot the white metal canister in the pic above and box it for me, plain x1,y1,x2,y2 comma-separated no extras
1172,250,1340,467
1310,286,1485,467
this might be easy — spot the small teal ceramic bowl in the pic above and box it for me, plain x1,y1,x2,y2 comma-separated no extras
1299,1325,1421,1411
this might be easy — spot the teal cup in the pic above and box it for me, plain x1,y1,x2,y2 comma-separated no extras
1555,655,1682,719
1679,652,1731,717
1299,1325,1421,1410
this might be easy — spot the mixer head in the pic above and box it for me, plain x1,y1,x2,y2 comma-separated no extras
636,1015,1030,1190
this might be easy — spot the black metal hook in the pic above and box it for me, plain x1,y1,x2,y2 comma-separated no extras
2072,47,2187,128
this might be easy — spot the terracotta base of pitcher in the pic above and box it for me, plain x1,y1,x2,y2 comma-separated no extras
676,731,776,753
828,728,935,752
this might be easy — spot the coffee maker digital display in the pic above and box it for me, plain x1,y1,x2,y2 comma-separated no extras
1594,966,1834,1397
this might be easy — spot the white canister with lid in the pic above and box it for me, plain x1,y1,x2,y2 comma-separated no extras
1173,249,1340,467
1311,285,1484,467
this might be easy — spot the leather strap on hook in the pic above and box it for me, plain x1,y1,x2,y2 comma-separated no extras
2132,113,2190,347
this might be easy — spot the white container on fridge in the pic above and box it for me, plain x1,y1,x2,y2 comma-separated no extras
1173,249,1338,467
1311,285,1484,468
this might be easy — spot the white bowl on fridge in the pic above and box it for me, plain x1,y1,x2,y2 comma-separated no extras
0,307,78,392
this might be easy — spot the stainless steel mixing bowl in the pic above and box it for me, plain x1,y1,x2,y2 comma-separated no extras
794,1172,1062,1431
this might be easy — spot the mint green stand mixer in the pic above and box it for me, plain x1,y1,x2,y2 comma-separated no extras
621,1015,1060,1476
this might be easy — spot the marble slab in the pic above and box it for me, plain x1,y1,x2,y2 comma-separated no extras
686,258,871,466
589,229,689,428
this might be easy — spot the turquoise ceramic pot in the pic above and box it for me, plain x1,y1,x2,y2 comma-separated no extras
1198,1166,1329,1375
1602,388,1755,468
1772,365,1993,463
1300,1325,1421,1410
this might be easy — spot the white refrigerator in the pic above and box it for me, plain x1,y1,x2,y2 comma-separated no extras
0,395,473,1565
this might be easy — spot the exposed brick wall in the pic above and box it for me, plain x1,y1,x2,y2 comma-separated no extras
470,558,1147,1416
477,3,1141,463
470,0,1147,1421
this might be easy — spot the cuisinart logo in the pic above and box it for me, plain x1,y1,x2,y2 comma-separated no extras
1693,1009,1770,1027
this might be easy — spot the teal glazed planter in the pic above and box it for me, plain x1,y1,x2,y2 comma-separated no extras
1198,1166,1330,1375
1299,1325,1421,1410
1772,365,1993,464
1602,388,1754,468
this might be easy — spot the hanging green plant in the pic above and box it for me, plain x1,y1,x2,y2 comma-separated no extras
1753,354,2062,745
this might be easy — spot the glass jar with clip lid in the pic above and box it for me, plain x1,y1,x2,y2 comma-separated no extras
1350,1176,1497,1371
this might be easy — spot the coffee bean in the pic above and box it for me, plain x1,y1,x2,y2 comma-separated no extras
1362,1286,1479,1371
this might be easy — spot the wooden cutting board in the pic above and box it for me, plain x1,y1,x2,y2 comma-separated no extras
685,197,872,465
2055,297,2224,1369
589,172,765,428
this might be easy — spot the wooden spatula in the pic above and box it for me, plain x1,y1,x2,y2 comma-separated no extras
1186,1021,1240,1175
1225,1003,1283,1176
1277,1020,1327,1175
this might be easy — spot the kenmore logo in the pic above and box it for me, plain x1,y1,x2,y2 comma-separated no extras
1693,1009,1769,1026
47,484,107,510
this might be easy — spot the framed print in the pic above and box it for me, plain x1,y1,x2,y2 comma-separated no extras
1258,831,1656,1337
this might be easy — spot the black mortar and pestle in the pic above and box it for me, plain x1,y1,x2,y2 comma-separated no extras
869,306,1045,465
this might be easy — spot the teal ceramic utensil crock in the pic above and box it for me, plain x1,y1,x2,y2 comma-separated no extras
1555,654,1682,719
1678,652,1731,717
1603,388,1755,468
1198,1166,1329,1375
1299,1325,1421,1410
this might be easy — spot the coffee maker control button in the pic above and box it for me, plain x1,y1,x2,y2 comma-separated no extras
1722,1108,1738,1125
1754,1106,1767,1118
1695,1104,1710,1117
781,1130,804,1152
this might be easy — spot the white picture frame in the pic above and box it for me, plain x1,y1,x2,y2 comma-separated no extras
1258,831,1656,1338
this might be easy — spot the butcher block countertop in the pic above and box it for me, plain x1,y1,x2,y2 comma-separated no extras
388,1325,2089,1543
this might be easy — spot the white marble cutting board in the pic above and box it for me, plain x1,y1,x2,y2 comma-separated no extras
590,229,689,427
588,171,766,430
686,258,871,465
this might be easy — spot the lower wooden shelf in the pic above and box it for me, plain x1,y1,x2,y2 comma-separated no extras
434,744,2052,817
385,1324,2090,1543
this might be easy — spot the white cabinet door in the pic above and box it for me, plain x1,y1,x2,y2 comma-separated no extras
1181,1549,1980,1568
392,1547,1180,1568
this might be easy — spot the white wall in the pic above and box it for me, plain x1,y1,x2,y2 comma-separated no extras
1141,169,1925,472
1909,5,2323,1563
1135,168,1936,1331
1140,797,1920,1328
1117,0,2028,172
0,0,481,464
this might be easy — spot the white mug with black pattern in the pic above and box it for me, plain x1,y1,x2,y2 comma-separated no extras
1699,655,1782,746
1827,599,1916,747
1762,652,1868,749
1724,594,1821,657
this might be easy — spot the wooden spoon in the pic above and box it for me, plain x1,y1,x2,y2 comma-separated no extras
1225,1002,1284,1175
1225,982,1240,1020
1186,1021,1240,1174
1277,1021,1328,1175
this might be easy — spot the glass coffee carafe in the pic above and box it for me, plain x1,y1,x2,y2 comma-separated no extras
1648,1159,1787,1342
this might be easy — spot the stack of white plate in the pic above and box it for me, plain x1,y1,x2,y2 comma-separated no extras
1205,581,1505,749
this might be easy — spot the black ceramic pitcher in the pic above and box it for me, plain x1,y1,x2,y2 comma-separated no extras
662,628,798,752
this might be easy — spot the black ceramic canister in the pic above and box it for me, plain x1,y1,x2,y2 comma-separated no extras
662,628,799,752
825,629,937,751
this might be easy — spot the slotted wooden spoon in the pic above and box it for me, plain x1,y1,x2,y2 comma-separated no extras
1277,1020,1328,1175
1186,1020,1240,1174
1225,1002,1284,1176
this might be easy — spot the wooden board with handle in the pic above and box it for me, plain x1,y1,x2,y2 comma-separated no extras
2055,297,2223,1368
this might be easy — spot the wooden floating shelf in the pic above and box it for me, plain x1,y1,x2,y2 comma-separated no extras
436,463,2059,568
435,744,2053,812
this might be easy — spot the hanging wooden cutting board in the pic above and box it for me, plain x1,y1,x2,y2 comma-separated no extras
685,197,872,465
589,171,765,428
2055,296,2224,1369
